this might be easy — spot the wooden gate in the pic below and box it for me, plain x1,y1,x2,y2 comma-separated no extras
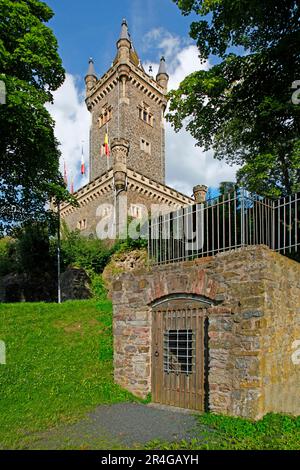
152,306,207,411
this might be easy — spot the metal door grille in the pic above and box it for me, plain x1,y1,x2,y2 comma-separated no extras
152,307,206,411
163,330,195,375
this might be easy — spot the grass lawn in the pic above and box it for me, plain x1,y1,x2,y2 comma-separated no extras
0,300,134,449
146,413,300,450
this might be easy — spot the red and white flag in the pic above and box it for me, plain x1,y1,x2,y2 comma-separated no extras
81,146,85,175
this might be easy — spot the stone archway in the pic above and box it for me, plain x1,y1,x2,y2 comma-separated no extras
145,268,219,306
112,263,221,407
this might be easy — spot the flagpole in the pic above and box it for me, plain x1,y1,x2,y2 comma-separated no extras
57,200,61,304
106,123,109,171
70,172,74,194
117,71,120,140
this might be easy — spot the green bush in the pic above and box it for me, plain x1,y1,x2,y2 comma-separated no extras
91,274,108,301
114,236,148,253
0,237,17,276
56,230,114,274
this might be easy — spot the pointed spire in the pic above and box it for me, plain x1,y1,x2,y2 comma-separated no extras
157,56,168,77
120,18,130,41
156,56,169,91
86,57,97,78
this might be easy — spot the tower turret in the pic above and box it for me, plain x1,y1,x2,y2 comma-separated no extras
85,58,97,95
156,56,169,92
117,19,131,62
193,185,208,203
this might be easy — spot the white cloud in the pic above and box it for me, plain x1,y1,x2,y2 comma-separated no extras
143,28,239,193
165,125,239,196
48,29,238,196
46,74,90,191
143,28,183,61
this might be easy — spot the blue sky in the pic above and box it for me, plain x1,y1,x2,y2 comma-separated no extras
46,0,238,195
47,0,197,79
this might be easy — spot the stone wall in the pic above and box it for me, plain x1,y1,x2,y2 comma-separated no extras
259,253,300,416
111,246,300,419
60,267,92,301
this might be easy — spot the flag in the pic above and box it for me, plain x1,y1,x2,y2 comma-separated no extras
81,146,85,175
104,125,110,157
63,161,68,186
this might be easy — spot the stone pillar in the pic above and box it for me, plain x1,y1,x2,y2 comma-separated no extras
112,139,129,238
118,64,130,105
112,138,129,192
85,75,97,94
193,185,208,203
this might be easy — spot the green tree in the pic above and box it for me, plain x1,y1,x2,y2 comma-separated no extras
0,0,68,234
168,0,300,197
9,223,58,301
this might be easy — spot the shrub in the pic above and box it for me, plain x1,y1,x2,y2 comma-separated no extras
56,229,114,274
91,274,108,301
0,237,17,276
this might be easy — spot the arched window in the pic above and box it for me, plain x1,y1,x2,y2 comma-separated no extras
138,101,153,126
98,104,112,128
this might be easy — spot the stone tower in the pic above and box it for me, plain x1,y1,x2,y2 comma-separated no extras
85,19,169,184
59,20,194,237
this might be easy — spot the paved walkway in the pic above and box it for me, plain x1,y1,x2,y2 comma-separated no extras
29,403,201,450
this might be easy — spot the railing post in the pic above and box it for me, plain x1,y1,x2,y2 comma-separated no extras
272,199,275,251
240,188,245,247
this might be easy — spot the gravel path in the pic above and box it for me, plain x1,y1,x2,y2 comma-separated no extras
29,403,200,450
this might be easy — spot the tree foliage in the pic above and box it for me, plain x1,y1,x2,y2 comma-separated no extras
58,225,114,275
169,0,300,197
0,0,67,234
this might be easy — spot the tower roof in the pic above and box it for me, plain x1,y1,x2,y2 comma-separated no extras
157,56,168,77
86,58,97,78
114,19,141,68
120,18,130,41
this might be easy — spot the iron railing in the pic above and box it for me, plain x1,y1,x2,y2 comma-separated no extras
148,189,300,265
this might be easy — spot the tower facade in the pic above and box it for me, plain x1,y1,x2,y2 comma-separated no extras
59,20,194,237
85,20,168,184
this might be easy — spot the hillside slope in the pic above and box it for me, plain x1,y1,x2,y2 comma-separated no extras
0,300,133,449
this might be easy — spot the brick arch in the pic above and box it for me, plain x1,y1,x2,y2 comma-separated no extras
146,268,219,305
151,293,215,309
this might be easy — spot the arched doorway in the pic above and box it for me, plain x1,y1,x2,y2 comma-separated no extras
151,295,213,411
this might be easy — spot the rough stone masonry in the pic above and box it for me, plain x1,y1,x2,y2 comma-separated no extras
111,245,300,419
